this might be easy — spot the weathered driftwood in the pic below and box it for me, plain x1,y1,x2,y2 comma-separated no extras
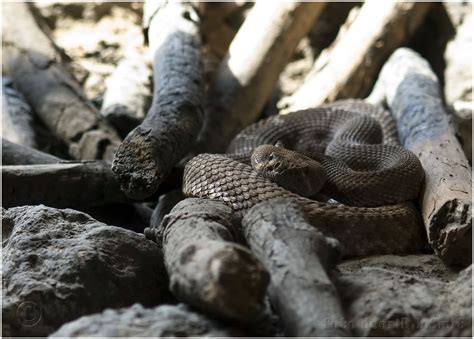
2,162,127,209
1,77,39,148
369,48,472,267
2,3,121,161
280,0,431,112
101,52,152,137
112,1,204,200
242,198,350,337
197,1,326,152
157,198,269,322
2,139,60,165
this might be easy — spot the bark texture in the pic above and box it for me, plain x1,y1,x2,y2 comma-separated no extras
281,0,431,112
3,162,127,209
2,139,60,165
369,48,472,267
158,198,269,322
112,1,204,200
197,1,326,152
242,198,350,337
2,2,121,161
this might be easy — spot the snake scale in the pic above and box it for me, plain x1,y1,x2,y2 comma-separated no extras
183,100,424,233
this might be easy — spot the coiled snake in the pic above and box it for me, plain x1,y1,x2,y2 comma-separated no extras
183,100,424,241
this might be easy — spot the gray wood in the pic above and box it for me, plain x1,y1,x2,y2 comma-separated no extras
282,1,431,112
242,198,350,337
2,162,127,209
157,198,269,322
112,1,204,200
369,48,472,267
2,139,60,165
197,1,326,152
100,52,152,137
1,77,39,148
2,3,121,161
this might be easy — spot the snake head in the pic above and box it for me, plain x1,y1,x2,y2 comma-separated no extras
250,144,283,178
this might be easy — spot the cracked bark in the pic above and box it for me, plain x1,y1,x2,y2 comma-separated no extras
281,0,431,112
2,3,121,161
155,198,269,323
242,198,350,337
369,48,472,267
2,161,127,209
111,1,204,200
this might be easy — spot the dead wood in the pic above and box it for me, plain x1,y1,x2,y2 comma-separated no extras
281,0,431,112
1,77,39,148
2,3,121,161
112,1,204,200
197,1,326,152
2,139,60,165
368,48,472,267
242,198,350,337
2,161,127,209
100,52,152,138
156,198,269,322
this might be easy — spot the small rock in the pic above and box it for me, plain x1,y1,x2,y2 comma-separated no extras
2,205,166,337
50,303,242,337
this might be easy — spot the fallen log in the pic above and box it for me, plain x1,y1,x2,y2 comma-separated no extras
1,77,39,148
100,51,152,138
157,198,269,322
369,48,472,267
242,198,350,337
2,162,127,209
280,0,431,112
197,1,326,152
2,2,121,161
112,1,204,200
2,139,60,165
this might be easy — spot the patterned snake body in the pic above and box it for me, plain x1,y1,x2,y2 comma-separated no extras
183,100,424,238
